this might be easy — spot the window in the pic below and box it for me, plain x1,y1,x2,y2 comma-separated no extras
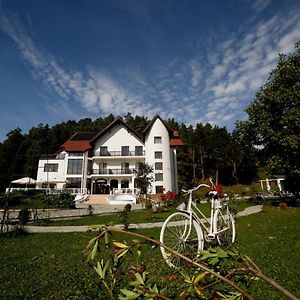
99,163,107,174
121,146,130,156
155,173,163,181
154,151,162,159
121,179,129,188
100,146,108,156
135,146,143,156
121,162,130,174
154,136,162,144
135,162,142,171
67,159,83,174
155,162,163,170
66,178,81,188
68,152,83,157
156,186,164,194
44,163,58,172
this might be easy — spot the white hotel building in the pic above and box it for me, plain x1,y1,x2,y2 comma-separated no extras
36,115,183,198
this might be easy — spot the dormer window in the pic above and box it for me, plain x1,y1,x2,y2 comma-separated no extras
154,136,162,144
121,146,130,156
100,146,108,156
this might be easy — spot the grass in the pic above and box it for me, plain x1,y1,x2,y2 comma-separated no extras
235,206,300,299
35,199,252,226
1,205,298,299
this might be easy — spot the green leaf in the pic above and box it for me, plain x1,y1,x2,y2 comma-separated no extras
91,240,98,260
194,272,207,284
104,231,110,245
134,272,144,285
94,261,103,279
103,260,110,278
117,248,129,258
119,288,140,300
113,241,128,249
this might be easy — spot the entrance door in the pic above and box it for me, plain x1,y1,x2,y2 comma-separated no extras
94,179,107,194
110,179,118,190
121,179,129,189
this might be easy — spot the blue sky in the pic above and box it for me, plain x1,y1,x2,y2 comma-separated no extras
0,0,299,141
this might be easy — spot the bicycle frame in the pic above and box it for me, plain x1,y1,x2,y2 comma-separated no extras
180,183,230,240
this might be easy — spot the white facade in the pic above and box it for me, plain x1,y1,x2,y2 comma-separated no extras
36,116,181,195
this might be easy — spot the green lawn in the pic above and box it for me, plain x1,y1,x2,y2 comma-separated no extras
1,206,298,299
35,199,252,226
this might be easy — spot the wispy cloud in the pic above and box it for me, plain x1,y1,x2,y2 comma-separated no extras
0,9,159,121
195,9,300,127
0,4,299,132
250,0,273,13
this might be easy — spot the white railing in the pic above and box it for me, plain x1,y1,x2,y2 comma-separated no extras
5,187,87,195
112,188,140,195
5,187,35,194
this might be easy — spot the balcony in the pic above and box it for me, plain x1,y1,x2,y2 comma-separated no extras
90,168,135,175
93,150,145,157
40,153,66,160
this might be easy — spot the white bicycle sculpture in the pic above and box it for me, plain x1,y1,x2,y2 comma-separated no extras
160,180,236,268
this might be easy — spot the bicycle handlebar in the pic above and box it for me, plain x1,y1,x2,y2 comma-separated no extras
182,183,210,194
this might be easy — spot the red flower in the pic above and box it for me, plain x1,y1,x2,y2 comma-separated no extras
167,274,178,281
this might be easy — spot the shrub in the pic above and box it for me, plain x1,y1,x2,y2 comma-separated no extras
18,208,30,225
84,227,299,300
41,193,75,209
119,204,132,230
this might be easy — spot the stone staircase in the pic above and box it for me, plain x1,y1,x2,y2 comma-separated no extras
83,194,109,205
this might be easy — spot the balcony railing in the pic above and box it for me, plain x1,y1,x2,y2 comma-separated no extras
40,153,66,160
94,150,145,157
91,168,135,175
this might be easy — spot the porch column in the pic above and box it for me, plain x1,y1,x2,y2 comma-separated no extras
277,179,282,192
91,180,94,195
260,180,264,191
266,178,271,191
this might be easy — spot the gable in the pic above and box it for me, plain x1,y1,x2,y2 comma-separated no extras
93,122,144,150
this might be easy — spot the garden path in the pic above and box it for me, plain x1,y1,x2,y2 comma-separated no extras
24,205,263,233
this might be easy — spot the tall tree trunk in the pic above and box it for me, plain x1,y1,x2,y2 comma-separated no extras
200,149,205,181
215,169,219,186
190,148,196,178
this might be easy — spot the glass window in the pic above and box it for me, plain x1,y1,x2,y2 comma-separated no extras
99,163,107,174
135,146,143,156
121,179,129,188
68,152,83,157
135,162,142,171
66,178,81,188
154,136,162,144
67,159,83,174
155,162,163,170
121,146,130,156
156,186,164,194
100,146,108,156
154,151,162,159
155,173,163,181
121,162,130,174
44,163,58,172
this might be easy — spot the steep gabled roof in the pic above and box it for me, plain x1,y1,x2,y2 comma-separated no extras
90,116,143,144
142,115,184,147
60,131,98,152
142,115,173,137
170,130,184,147
58,115,184,152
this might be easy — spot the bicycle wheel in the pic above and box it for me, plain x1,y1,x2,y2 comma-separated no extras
214,208,236,246
160,212,204,268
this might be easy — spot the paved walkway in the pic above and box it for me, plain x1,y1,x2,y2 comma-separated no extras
24,205,263,233
1,203,144,221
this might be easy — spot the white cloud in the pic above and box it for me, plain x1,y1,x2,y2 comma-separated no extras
0,3,299,132
251,0,272,13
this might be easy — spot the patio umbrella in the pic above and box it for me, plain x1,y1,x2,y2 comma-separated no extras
36,177,69,184
11,177,36,185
